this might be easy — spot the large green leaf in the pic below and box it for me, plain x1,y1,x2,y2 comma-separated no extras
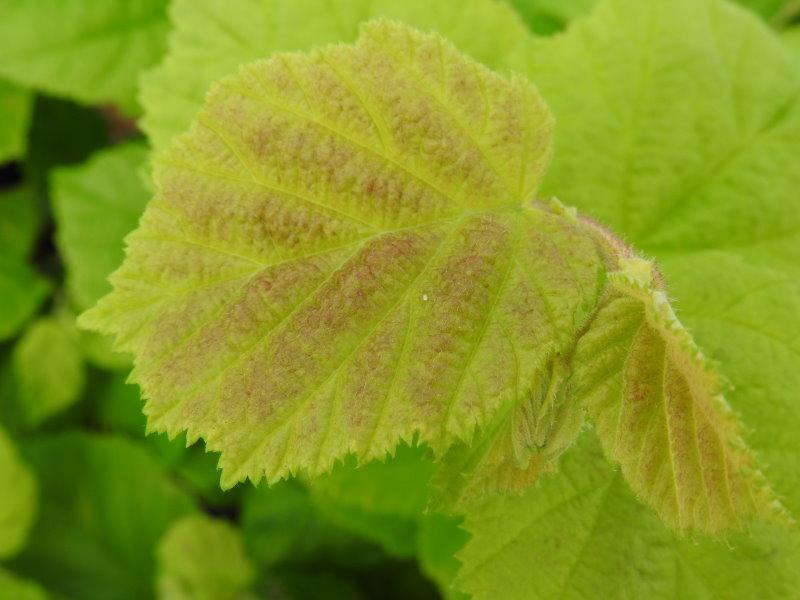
53,142,150,310
0,0,170,113
0,80,33,163
139,0,532,152
157,515,255,600
0,426,37,558
10,433,195,600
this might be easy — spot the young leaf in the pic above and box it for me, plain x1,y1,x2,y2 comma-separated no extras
0,427,37,559
157,515,255,600
52,142,150,310
0,0,170,113
83,20,592,488
9,433,195,600
0,80,33,163
573,257,779,532
139,0,532,152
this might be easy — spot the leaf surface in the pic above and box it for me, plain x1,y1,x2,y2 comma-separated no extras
139,0,532,152
0,0,169,112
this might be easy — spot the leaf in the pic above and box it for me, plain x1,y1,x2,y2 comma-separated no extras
0,186,41,260
0,426,37,559
0,568,47,600
83,19,598,489
156,515,255,600
12,317,85,428
0,254,49,342
139,0,532,152
9,432,195,600
0,79,33,163
53,142,150,310
458,434,800,600
0,0,170,113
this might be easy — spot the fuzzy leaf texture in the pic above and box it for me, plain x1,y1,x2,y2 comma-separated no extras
81,20,780,534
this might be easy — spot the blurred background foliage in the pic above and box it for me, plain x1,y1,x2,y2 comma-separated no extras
0,0,798,598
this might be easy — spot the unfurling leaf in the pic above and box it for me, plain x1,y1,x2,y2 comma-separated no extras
573,255,786,533
82,19,781,534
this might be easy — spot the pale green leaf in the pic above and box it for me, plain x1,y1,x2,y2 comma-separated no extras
12,317,85,428
0,79,33,163
0,0,170,113
0,186,40,260
0,426,37,558
139,0,532,152
53,141,150,310
0,255,49,342
0,568,48,600
157,515,255,600
83,18,780,535
10,432,195,600
458,434,800,600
